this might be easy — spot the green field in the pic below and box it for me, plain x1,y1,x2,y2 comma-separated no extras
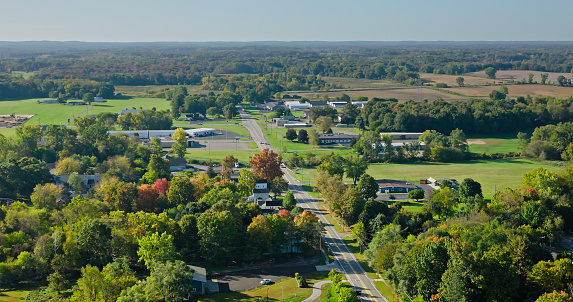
467,132,525,154
0,99,88,125
81,98,172,116
291,159,561,198
0,127,17,137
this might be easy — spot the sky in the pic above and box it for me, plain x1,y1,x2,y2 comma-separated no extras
1,0,572,42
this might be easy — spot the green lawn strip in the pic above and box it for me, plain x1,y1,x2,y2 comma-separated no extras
374,281,400,302
248,142,258,149
342,238,378,280
203,118,243,124
82,97,172,117
319,205,344,233
186,150,259,163
301,184,320,198
198,271,327,302
316,283,337,302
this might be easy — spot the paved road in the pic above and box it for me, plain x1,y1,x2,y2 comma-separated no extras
240,111,387,302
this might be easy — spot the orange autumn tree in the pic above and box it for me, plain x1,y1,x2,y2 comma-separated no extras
249,148,283,182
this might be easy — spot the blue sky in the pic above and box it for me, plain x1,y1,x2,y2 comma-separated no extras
1,0,571,42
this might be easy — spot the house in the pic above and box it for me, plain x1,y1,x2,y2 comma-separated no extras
284,101,311,111
265,101,279,111
67,101,87,106
259,199,283,215
438,178,460,189
308,100,328,108
318,133,353,145
327,101,348,108
42,99,59,104
377,179,419,194
248,179,271,203
160,137,194,148
53,174,103,191
164,155,187,171
379,132,424,140
352,101,367,108
188,265,207,294
93,97,106,102
120,109,140,116
283,122,310,128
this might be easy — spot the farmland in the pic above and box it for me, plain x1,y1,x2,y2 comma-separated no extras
298,87,468,102
445,84,573,99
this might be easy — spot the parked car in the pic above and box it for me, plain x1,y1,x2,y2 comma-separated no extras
260,279,272,285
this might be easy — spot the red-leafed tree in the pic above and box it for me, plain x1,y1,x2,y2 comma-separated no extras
137,184,159,212
153,178,170,195
249,148,283,182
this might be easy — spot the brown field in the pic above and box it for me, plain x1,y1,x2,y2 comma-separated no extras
297,87,469,102
445,84,573,99
322,77,403,89
419,73,508,86
465,70,573,83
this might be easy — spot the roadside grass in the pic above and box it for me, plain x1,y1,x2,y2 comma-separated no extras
316,283,336,302
186,150,259,163
203,118,243,124
301,184,320,198
342,238,378,280
374,281,400,302
198,271,328,302
290,159,561,199
319,206,344,234
248,142,258,149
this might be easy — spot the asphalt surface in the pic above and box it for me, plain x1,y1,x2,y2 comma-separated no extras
216,265,317,292
240,111,388,302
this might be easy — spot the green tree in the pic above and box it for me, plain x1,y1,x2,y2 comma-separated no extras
456,77,465,87
459,178,483,198
137,232,176,271
541,73,549,85
528,73,534,84
357,173,379,200
297,129,309,143
167,176,194,207
73,265,104,301
47,271,70,293
30,183,61,210
536,291,573,302
308,129,319,147
83,92,95,105
285,128,297,141
270,176,288,197
77,219,112,266
283,190,296,210
430,187,457,219
408,189,424,201
68,172,88,193
344,154,368,185
245,215,273,261
149,137,163,154
171,127,187,158
197,211,241,264
484,67,497,79
237,168,257,196
316,116,333,133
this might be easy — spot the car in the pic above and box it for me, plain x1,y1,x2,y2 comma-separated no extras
260,279,272,285
235,162,240,168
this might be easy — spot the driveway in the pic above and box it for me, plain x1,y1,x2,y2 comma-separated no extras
215,265,317,292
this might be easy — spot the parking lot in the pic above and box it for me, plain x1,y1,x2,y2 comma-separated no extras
215,265,317,292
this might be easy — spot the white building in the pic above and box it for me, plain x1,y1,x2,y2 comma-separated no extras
248,179,271,203
94,97,106,102
285,101,311,111
108,128,216,139
327,101,347,108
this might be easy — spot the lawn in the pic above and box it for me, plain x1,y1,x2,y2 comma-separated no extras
0,127,17,137
291,159,561,199
81,97,172,117
467,132,524,154
0,99,88,125
186,150,259,163
198,271,328,302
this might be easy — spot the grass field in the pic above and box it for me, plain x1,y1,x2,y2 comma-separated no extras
321,77,402,89
467,132,522,154
82,98,172,116
0,99,88,125
198,271,328,302
0,127,17,137
445,84,573,99
114,85,213,96
291,159,561,199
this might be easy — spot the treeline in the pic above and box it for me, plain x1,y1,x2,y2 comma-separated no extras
523,121,573,161
0,74,115,100
3,43,573,87
358,95,573,135
201,73,333,93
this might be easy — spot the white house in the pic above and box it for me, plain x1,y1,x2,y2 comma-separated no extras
327,101,347,108
285,101,311,111
93,97,106,102
248,179,271,203
53,174,103,191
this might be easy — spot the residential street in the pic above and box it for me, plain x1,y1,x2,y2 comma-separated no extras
240,111,387,302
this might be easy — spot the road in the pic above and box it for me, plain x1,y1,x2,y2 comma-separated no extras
240,111,387,302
